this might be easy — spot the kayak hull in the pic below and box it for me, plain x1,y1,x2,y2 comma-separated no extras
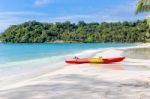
65,57,125,64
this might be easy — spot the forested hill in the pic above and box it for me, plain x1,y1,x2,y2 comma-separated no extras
1,20,150,43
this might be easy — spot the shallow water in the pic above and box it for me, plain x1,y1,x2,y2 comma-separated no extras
0,43,132,85
123,48,150,70
124,48,150,59
0,43,130,63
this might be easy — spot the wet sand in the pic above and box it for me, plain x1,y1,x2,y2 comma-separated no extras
0,44,150,99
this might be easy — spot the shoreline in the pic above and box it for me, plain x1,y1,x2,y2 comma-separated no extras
0,43,150,98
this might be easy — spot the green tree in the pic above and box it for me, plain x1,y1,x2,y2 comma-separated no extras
0,20,149,43
136,0,150,42
135,0,150,26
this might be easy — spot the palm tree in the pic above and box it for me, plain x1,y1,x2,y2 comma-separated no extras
136,0,150,42
135,0,150,26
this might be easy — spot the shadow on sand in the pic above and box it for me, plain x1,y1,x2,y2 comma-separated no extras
0,74,150,99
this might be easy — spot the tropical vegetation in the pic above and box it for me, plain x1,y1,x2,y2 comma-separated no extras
136,0,150,26
0,20,150,43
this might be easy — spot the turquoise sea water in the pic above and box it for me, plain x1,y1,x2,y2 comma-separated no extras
0,43,132,82
0,43,131,63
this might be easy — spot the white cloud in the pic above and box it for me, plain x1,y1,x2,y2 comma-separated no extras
34,0,52,6
51,15,94,21
45,0,139,22
92,1,145,22
47,2,136,22
0,11,47,16
0,0,146,32
0,11,48,33
0,17,21,32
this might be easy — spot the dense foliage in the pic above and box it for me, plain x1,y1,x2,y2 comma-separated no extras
1,20,150,43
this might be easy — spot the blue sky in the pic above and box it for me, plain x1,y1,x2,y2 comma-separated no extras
0,0,148,32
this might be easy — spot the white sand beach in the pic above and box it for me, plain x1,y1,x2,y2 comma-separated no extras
0,43,150,99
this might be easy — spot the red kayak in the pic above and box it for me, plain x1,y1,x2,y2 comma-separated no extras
65,57,125,64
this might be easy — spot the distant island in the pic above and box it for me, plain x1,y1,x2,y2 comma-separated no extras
0,20,150,43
